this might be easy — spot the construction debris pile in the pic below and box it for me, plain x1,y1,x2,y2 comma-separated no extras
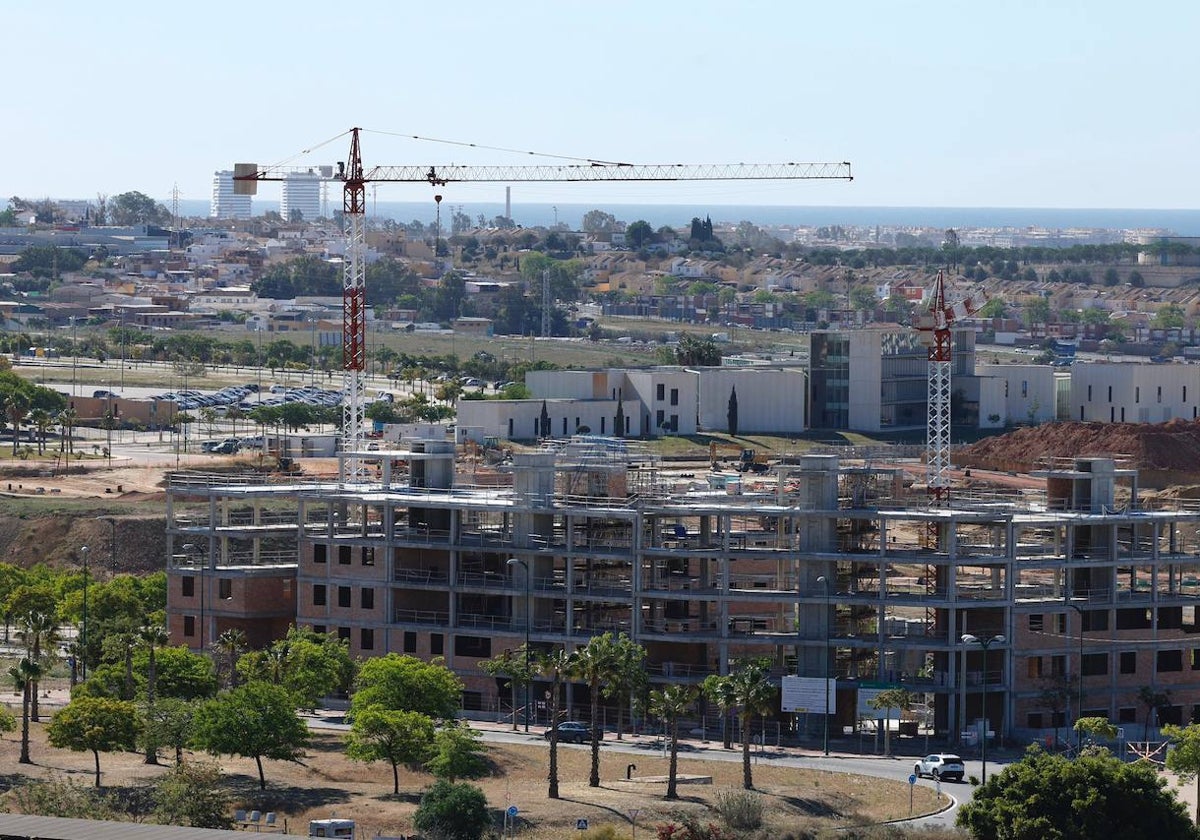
958,418,1200,477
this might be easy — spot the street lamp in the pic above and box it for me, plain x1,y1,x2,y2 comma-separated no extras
816,575,831,756
961,633,1005,784
70,316,78,397
79,545,89,680
1066,600,1085,753
507,557,532,732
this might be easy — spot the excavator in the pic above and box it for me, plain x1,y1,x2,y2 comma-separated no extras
709,441,769,473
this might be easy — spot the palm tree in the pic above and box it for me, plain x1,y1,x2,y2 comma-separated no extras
57,407,77,455
139,622,170,764
568,633,620,787
7,392,28,455
214,628,247,689
9,657,40,763
602,633,647,741
102,630,138,701
17,609,58,722
706,661,776,790
649,685,698,799
539,649,572,799
28,408,51,455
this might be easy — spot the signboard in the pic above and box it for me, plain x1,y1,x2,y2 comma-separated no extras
576,819,589,830
507,806,519,818
856,685,904,719
781,676,834,713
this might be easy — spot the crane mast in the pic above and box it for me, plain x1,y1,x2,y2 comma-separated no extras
235,128,852,483
341,130,369,481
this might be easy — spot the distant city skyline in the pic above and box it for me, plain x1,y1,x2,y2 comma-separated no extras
5,2,1200,212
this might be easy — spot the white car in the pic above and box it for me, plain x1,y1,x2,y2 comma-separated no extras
914,753,964,781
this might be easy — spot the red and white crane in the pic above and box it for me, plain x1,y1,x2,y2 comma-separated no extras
916,269,985,505
236,127,853,481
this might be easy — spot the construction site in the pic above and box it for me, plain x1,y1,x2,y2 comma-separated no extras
151,130,1200,753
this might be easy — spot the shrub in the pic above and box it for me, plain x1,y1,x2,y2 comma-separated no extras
412,780,491,840
713,789,764,830
581,826,631,840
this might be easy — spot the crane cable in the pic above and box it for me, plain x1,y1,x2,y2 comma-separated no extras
363,127,630,167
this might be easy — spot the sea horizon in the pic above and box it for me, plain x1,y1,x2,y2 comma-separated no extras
174,199,1200,237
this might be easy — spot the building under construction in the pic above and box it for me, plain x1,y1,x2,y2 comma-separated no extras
165,441,1200,743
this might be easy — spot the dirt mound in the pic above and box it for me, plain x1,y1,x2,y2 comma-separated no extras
959,419,1200,473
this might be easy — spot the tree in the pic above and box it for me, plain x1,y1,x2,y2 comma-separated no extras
1023,296,1053,327
675,334,721,366
538,649,572,799
1163,722,1200,823
108,191,171,226
144,696,198,766
214,628,247,689
649,684,697,799
867,687,913,757
426,720,488,782
626,219,654,248
480,646,538,731
601,634,648,742
191,681,309,790
152,760,233,829
1139,686,1172,741
413,780,491,840
849,284,878,313
1038,674,1075,750
957,746,1198,839
727,386,739,437
1075,716,1118,750
9,656,40,763
345,707,435,795
46,696,139,786
704,660,776,789
569,633,623,787
581,209,617,233
138,622,170,763
1153,303,1186,329
10,585,59,721
237,626,355,710
7,390,28,455
351,653,463,720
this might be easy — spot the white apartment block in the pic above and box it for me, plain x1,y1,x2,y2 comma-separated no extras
210,171,252,219
977,364,1059,425
1070,362,1200,424
281,171,322,222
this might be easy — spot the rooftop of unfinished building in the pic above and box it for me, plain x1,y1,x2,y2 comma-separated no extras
164,446,1200,522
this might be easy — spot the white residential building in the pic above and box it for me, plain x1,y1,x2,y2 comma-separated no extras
209,171,252,219
281,171,322,222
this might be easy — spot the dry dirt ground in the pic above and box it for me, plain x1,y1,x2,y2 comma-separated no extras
0,696,944,839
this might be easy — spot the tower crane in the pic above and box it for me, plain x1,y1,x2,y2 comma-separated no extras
914,269,984,633
235,127,853,482
916,269,985,506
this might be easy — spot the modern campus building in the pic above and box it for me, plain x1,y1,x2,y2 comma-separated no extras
209,171,252,220
164,439,1200,744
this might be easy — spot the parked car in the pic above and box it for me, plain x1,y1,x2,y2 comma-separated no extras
542,721,597,744
914,754,964,782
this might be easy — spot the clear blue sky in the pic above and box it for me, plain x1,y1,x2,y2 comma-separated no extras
7,0,1198,210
